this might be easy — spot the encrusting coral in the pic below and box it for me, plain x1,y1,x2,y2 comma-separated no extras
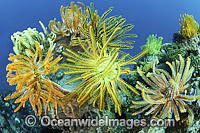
162,34,200,73
60,24,148,116
131,54,200,125
179,13,199,39
5,41,65,116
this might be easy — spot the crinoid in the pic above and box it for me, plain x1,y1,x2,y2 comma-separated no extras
76,2,137,49
11,25,55,56
60,25,148,115
49,1,85,39
179,13,199,39
131,54,200,125
5,41,65,116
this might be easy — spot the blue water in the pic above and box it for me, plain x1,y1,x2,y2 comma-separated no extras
0,0,200,92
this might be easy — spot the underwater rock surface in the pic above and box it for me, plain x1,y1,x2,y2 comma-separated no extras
0,90,62,133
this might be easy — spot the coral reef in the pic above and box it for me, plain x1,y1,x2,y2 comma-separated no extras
4,1,200,132
162,35,200,73
0,90,61,132
5,2,144,132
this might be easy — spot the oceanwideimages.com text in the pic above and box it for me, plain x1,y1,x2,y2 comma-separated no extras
25,115,175,129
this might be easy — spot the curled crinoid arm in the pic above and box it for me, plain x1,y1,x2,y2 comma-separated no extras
49,1,85,38
131,54,198,126
60,24,148,116
49,18,69,37
5,41,65,116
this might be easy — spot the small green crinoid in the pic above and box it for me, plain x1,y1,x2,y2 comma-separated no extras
141,34,163,56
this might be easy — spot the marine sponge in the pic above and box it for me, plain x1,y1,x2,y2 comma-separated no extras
5,41,65,116
60,25,148,115
179,14,199,39
131,54,200,125
141,34,163,56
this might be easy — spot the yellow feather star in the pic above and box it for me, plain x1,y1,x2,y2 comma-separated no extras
179,13,199,39
60,25,148,115
5,41,65,116
131,54,200,126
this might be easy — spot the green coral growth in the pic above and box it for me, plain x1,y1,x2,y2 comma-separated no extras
141,34,163,55
162,35,200,71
